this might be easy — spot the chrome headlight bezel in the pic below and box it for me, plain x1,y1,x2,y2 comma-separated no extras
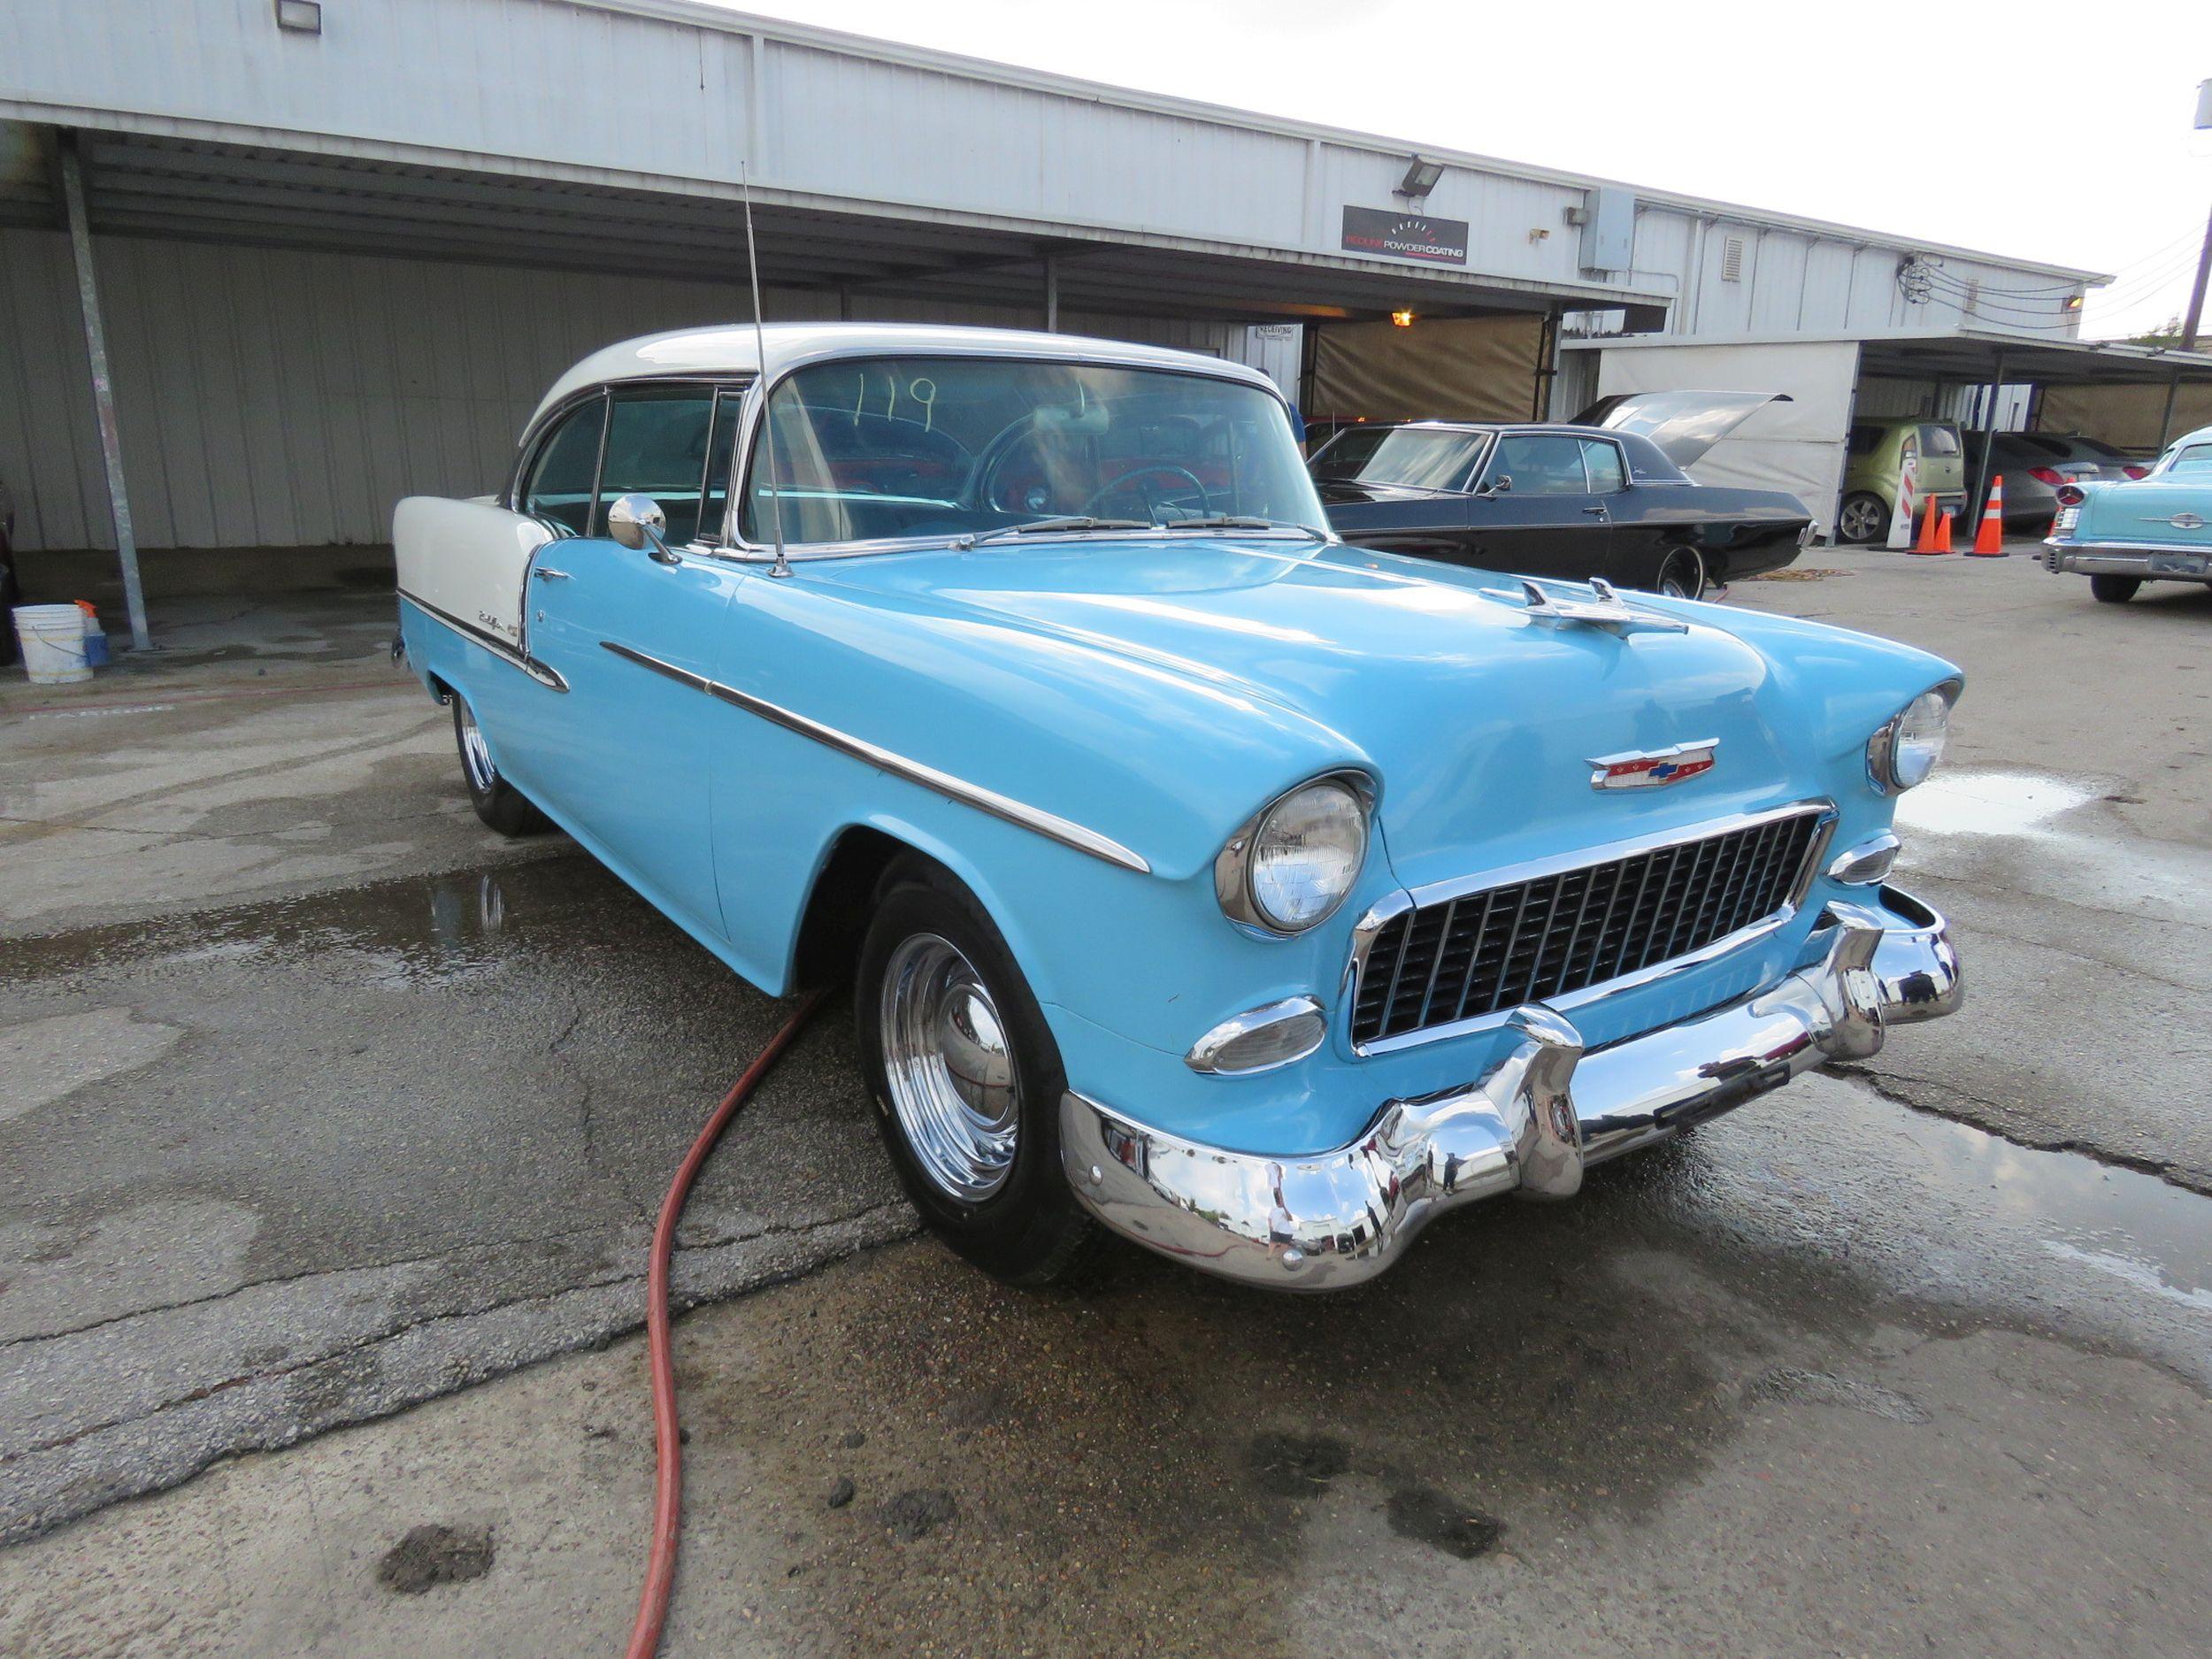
1867,679,1962,795
1215,772,1375,936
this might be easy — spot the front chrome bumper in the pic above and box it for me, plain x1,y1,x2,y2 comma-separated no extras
1061,884,1961,1290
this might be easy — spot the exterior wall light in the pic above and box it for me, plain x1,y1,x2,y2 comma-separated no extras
275,0,322,33
1395,157,1444,200
1390,309,1415,328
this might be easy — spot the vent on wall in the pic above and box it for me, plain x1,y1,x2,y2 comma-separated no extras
1720,236,1745,283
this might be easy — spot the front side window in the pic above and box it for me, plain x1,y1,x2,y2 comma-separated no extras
1489,433,1592,495
521,399,606,536
596,388,723,545
738,356,1322,546
1310,426,1489,491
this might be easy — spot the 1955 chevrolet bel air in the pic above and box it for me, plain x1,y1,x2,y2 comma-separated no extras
394,323,1964,1291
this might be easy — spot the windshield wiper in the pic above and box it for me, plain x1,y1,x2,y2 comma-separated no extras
1174,514,1331,541
967,516,1148,546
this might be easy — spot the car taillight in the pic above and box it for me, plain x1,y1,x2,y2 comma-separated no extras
2054,483,2087,508
2027,466,2066,486
2123,465,2149,480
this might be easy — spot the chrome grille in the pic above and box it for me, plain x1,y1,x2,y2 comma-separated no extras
1349,809,1827,1047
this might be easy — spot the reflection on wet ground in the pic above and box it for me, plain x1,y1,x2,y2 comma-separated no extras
0,851,608,991
1894,768,2100,840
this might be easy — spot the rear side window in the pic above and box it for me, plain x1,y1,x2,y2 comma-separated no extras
1919,424,1962,457
2168,445,2212,478
1491,433,1592,495
521,400,606,536
1578,439,1626,494
597,389,720,545
1847,425,1883,456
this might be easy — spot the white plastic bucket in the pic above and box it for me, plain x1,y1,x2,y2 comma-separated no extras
12,604,94,684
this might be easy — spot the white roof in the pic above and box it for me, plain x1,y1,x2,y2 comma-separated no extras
531,323,1280,429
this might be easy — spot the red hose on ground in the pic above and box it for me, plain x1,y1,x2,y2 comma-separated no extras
622,989,826,1659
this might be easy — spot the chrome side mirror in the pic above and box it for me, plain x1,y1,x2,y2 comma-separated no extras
1476,474,1512,498
606,493,680,564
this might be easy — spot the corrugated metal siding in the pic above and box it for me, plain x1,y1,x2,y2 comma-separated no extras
0,227,1275,551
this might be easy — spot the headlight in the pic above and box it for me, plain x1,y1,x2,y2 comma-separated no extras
1216,775,1371,933
1867,681,1960,794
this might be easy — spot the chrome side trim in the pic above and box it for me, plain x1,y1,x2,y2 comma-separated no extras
398,589,569,692
597,641,1151,874
1342,801,1834,1056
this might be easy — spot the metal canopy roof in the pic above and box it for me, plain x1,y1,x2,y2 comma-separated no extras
1564,327,2212,388
0,124,1657,329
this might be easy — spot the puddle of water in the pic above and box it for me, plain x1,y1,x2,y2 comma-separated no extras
1904,1109,2212,1305
1893,769,2098,840
0,855,632,990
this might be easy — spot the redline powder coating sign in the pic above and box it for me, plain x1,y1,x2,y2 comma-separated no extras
1340,207,1470,266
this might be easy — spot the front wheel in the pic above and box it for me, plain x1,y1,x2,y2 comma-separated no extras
2089,574,2141,604
1836,491,1889,545
451,695,550,837
855,862,1093,1286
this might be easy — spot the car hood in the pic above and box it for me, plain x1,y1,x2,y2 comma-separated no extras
2075,479,2212,548
804,537,1955,888
1571,390,1793,470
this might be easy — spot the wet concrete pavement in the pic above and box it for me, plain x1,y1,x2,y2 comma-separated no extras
3,549,2210,1654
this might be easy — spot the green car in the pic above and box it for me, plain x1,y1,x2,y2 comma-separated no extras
1838,419,1968,543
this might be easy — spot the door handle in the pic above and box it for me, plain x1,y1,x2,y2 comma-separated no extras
532,566,572,581
1581,506,1609,518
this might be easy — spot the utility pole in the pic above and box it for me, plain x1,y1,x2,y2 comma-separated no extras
2185,203,2212,350
2186,80,2212,350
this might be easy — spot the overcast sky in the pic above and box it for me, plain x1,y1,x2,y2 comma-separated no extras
729,0,2211,340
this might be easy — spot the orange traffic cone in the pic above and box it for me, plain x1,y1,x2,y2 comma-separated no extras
1936,510,1954,553
1909,492,1946,555
1968,477,2007,557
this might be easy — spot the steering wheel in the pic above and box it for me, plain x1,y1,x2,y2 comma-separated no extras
1084,465,1210,521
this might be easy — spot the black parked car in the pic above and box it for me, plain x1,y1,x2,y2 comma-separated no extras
1310,393,1812,596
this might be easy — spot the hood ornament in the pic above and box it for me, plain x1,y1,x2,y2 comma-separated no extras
1510,577,1689,637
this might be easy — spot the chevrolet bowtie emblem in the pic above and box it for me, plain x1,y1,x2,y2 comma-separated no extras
1588,739,1720,790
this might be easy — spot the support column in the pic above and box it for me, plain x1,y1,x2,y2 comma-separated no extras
1963,349,2005,532
2155,370,2182,449
58,133,150,651
1042,255,1059,333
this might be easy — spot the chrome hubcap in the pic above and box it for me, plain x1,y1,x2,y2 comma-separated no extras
457,702,497,793
879,934,1019,1202
1658,549,1704,599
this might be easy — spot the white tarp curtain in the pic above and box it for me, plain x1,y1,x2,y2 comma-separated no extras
1592,340,1862,537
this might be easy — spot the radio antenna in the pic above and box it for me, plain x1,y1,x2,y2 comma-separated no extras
740,163,791,579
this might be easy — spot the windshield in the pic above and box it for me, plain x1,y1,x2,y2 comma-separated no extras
736,355,1323,546
1311,426,1490,490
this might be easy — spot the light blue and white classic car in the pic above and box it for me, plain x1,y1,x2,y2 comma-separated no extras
395,324,1963,1291
2043,422,2212,603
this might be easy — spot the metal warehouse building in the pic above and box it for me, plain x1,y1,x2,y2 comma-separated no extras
5,0,2211,645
